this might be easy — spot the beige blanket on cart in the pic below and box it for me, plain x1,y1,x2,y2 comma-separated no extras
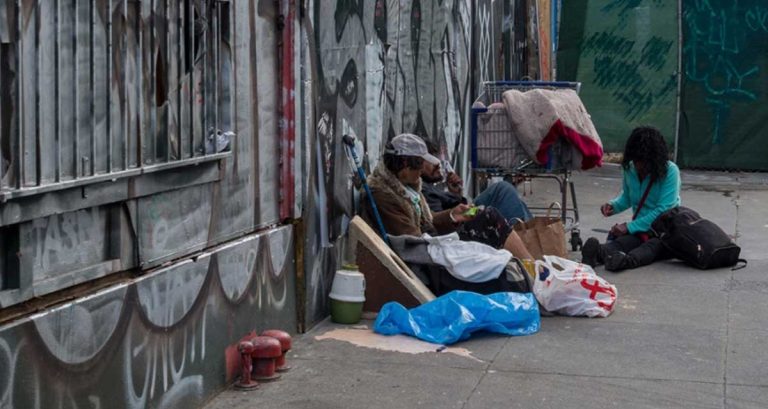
501,88,603,170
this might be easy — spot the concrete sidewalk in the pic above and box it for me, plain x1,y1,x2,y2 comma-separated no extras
206,168,768,409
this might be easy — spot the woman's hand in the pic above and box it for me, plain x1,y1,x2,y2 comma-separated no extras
601,203,614,217
450,203,474,223
609,223,628,237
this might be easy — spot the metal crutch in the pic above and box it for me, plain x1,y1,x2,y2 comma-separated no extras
342,135,390,246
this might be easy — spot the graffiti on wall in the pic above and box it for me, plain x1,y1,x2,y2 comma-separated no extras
582,30,676,122
0,226,295,409
682,0,761,145
558,0,678,151
302,0,473,326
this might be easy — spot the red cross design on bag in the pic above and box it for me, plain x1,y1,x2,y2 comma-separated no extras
579,279,616,311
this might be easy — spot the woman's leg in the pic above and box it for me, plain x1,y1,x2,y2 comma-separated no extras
502,230,533,260
582,234,643,267
606,237,665,272
604,234,644,256
457,207,511,249
474,181,533,222
457,207,533,259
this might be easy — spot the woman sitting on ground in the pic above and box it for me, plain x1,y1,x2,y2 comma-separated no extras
581,126,681,272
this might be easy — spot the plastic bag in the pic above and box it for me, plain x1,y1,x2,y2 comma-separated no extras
373,290,540,345
533,255,617,317
424,233,513,283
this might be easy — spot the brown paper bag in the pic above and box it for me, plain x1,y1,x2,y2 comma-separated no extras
513,203,567,260
513,218,544,260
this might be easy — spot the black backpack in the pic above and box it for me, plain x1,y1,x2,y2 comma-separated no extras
651,207,745,270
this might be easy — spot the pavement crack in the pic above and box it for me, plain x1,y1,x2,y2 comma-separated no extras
732,192,741,241
460,336,509,409
723,262,734,408
487,367,726,386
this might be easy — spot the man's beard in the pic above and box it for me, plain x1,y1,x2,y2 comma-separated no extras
421,174,443,184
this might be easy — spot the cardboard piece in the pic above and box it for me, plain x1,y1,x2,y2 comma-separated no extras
348,216,435,312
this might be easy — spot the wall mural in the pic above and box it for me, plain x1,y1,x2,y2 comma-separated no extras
0,226,295,409
302,0,473,327
679,0,768,170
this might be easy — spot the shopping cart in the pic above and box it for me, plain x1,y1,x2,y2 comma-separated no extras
470,80,583,251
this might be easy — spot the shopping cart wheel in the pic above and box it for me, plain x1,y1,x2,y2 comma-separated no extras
570,230,582,251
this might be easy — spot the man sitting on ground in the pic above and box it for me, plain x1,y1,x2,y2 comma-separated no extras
420,143,532,223
360,133,532,260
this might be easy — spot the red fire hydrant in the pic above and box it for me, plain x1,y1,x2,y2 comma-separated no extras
261,329,292,372
234,341,259,390
250,336,282,381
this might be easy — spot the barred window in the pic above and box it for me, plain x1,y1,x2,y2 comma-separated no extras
0,0,232,201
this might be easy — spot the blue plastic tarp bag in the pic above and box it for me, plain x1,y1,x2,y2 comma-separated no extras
373,291,540,345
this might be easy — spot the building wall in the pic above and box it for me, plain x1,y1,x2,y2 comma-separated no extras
0,2,296,406
0,227,295,409
0,0,544,406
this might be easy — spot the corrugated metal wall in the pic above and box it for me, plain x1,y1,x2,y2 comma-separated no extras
0,1,295,407
0,0,232,194
0,0,283,308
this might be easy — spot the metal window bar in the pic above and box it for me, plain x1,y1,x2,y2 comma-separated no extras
175,0,182,160
122,0,128,170
89,0,96,176
136,0,143,166
73,0,79,180
55,0,61,182
15,0,22,189
148,0,155,165
187,0,194,159
1,0,229,198
106,0,112,172
165,0,171,163
34,1,41,186
0,41,3,188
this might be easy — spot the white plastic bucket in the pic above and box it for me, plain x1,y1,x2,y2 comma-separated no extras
329,269,366,303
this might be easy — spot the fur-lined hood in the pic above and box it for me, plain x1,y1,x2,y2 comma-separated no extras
367,162,434,230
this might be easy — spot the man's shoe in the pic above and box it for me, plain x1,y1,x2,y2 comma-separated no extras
581,237,602,267
605,251,636,272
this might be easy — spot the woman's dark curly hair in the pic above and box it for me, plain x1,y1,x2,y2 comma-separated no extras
622,126,670,182
382,142,424,174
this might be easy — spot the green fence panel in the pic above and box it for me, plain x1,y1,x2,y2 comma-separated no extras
679,0,768,170
558,1,678,152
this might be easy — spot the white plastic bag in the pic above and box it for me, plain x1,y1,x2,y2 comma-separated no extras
533,255,617,317
424,233,513,283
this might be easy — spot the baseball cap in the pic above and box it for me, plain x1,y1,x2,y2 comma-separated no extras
385,133,440,165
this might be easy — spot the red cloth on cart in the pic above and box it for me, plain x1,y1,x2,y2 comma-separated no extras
537,119,604,170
